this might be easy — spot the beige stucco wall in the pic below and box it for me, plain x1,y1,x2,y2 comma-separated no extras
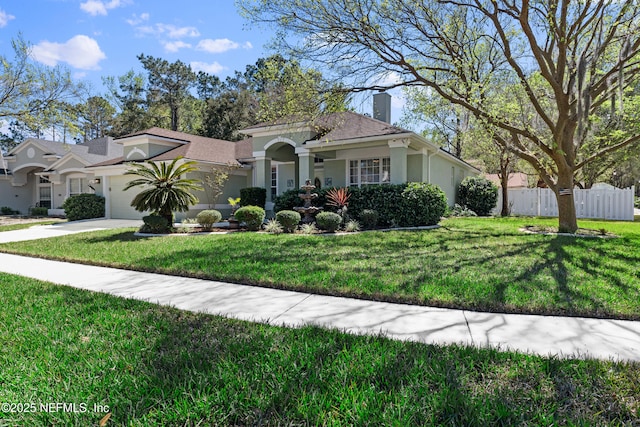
0,177,31,214
322,159,346,188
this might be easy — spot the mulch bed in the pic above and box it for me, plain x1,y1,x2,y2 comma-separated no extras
520,225,618,238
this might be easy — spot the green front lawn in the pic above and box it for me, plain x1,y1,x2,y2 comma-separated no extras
1,273,638,426
2,217,639,320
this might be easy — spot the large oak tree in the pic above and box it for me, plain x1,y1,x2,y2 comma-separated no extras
240,0,640,232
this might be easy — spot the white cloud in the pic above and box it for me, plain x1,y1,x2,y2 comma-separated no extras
163,41,191,53
134,22,200,39
126,12,149,26
190,61,225,75
197,38,238,53
196,38,251,54
80,0,126,16
31,35,106,70
158,24,200,39
0,8,15,27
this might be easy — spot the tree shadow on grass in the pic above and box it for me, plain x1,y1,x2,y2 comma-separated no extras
7,277,638,426
116,227,640,320
131,307,640,425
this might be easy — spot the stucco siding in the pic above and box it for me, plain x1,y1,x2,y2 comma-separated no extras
322,159,346,188
56,158,87,172
277,163,296,194
0,179,31,214
429,156,464,206
407,154,424,182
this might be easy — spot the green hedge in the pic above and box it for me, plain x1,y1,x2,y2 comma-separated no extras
397,182,448,226
62,194,105,221
457,176,498,216
276,183,448,227
240,187,266,207
347,184,406,226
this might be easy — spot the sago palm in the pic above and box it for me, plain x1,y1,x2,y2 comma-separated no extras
124,157,202,227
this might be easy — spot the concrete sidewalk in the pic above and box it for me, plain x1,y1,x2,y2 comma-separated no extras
0,252,638,362
0,218,142,243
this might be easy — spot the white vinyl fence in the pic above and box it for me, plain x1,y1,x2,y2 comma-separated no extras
493,186,635,221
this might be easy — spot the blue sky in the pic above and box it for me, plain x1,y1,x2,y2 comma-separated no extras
0,0,406,122
0,1,273,90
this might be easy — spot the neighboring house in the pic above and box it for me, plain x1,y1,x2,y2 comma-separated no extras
485,172,529,189
0,137,123,215
0,93,479,220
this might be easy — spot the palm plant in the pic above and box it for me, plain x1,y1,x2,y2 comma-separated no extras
124,157,203,227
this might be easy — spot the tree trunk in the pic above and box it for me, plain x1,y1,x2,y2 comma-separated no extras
500,174,510,217
555,170,578,233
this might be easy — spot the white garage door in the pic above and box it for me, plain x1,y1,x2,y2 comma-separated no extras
109,175,147,219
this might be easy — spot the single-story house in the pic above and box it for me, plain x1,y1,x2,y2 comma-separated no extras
0,93,480,220
0,136,123,215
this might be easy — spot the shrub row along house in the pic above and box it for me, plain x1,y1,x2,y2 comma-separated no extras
0,93,479,220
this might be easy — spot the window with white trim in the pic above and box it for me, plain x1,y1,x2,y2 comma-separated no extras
271,166,277,199
69,177,85,196
37,176,52,208
348,157,390,187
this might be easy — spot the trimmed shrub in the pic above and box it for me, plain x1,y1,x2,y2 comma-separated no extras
141,215,169,234
635,197,640,209
235,205,265,231
397,182,448,226
30,207,48,216
315,211,342,232
458,176,498,216
360,209,379,229
240,187,266,207
62,194,105,221
1,206,18,215
275,210,301,233
196,209,222,231
347,184,406,226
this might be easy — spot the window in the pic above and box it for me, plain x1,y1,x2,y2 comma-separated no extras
69,178,84,196
37,176,51,208
349,157,390,187
271,166,277,199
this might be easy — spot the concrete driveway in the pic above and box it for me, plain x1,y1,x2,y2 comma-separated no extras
0,218,142,243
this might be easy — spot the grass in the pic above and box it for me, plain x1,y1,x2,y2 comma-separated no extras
1,216,639,320
0,273,638,426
